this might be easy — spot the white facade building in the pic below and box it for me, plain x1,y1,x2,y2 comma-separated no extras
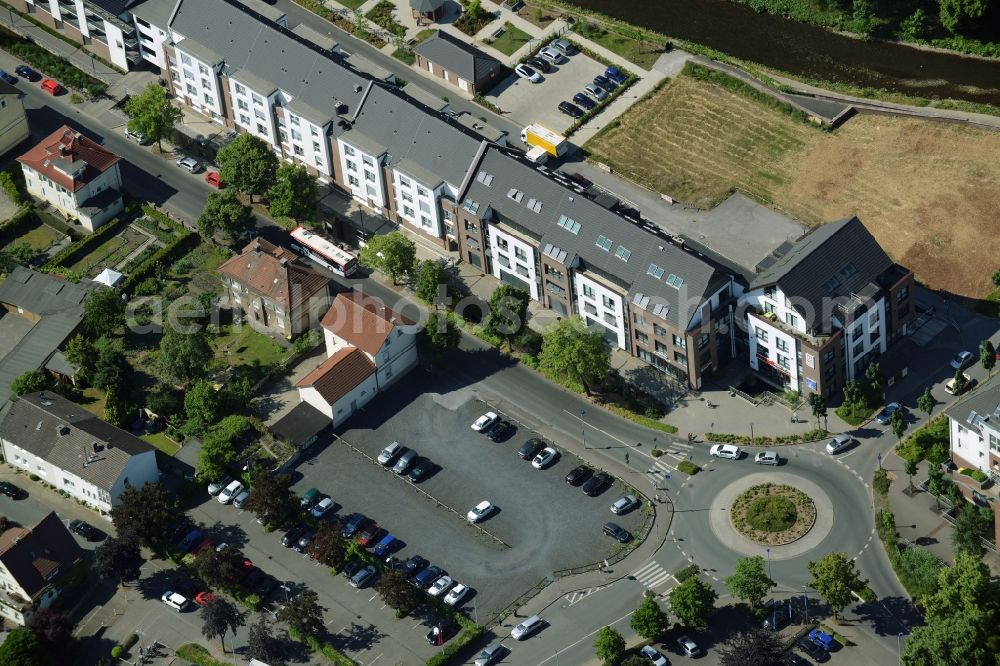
574,272,627,350
488,225,539,301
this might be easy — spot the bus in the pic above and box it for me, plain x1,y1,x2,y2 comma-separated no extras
289,226,358,277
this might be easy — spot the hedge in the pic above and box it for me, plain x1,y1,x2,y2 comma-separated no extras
0,207,38,246
0,170,23,206
176,643,230,666
0,26,106,96
42,217,128,269
424,625,484,666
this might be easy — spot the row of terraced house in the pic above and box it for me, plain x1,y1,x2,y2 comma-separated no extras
27,0,916,397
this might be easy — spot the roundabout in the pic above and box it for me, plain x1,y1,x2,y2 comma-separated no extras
730,482,816,545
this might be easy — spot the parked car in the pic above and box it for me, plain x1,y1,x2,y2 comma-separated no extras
68,520,102,541
161,591,189,611
373,533,398,557
754,451,780,466
582,472,612,496
444,583,470,606
602,522,631,543
194,591,216,606
341,513,368,538
510,614,544,640
401,555,428,578
255,575,278,600
207,475,233,496
393,448,418,475
486,419,514,442
950,350,974,369
356,525,384,547
310,496,335,518
176,529,203,553
475,643,507,666
676,635,702,657
531,446,558,469
428,575,454,597
293,529,316,552
407,458,434,482
558,101,584,118
593,74,617,91
281,524,309,548
425,619,459,645
378,441,404,465
350,565,378,588
204,171,225,188
526,57,551,73
875,402,903,425
0,481,25,499
565,171,592,189
763,606,789,631
797,638,829,662
0,69,16,84
538,47,564,64
584,83,608,101
518,438,545,460
300,487,320,508
467,500,494,523
471,411,498,432
565,465,592,485
826,434,854,455
218,480,244,504
610,495,639,515
550,38,575,55
40,78,62,95
808,628,835,651
640,645,668,666
572,92,597,110
125,128,147,143
945,373,975,395
710,443,742,459
514,63,542,83
15,65,38,81
414,565,445,589
604,65,628,85
176,155,203,173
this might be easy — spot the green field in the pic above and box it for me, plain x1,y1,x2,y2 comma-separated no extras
572,22,663,70
211,323,290,371
490,23,532,56
3,218,59,252
141,431,182,456
69,226,148,276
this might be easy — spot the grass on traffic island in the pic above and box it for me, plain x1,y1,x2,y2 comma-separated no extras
176,644,229,666
731,483,816,546
705,429,828,446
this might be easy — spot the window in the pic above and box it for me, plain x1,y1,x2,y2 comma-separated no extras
238,99,249,111
897,285,909,302
255,108,266,120
418,200,430,214
348,175,360,187
647,264,664,279
343,144,355,156
672,334,686,349
545,265,563,279
776,338,789,353
556,214,581,234
852,340,864,357
346,160,357,172
364,171,375,183
496,237,509,250
869,310,880,327
755,327,768,343
805,353,815,368
311,127,319,137
603,312,616,326
418,188,428,197
785,312,798,328
595,235,612,251
602,295,615,310
674,351,688,366
313,142,321,152
257,124,268,135
653,324,666,338
185,83,197,95
290,115,300,126
201,78,211,90
869,329,880,345
203,94,214,105
464,220,478,232
665,274,684,289
514,247,527,262
198,63,209,76
584,303,597,316
777,354,790,369
614,246,631,261
252,93,264,106
403,205,414,218
635,331,649,344
655,341,669,356
401,191,413,203
180,53,192,66
366,185,377,197
583,284,595,299
363,156,375,167
697,333,709,349
293,145,304,156
764,302,776,314
632,311,646,326
764,286,776,298
822,350,835,364
421,216,431,228
290,128,301,140
399,175,411,188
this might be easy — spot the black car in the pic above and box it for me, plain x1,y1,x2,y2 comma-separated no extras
425,619,459,645
414,565,445,589
593,74,618,92
350,565,379,588
558,101,584,118
582,472,612,496
486,419,514,442
572,92,597,110
0,70,16,85
401,555,428,578
796,638,830,663
602,522,631,543
0,481,24,499
15,65,38,81
407,458,434,483
564,465,592,486
244,567,265,589
281,524,309,548
340,512,368,538
342,559,365,579
255,575,278,599
68,519,102,541
526,57,551,73
566,172,593,189
518,438,545,460
763,607,789,631
294,529,316,552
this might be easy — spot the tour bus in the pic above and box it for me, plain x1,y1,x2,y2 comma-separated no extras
289,225,358,277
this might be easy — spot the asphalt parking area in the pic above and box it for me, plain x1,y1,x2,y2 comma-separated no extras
294,373,647,619
485,50,606,135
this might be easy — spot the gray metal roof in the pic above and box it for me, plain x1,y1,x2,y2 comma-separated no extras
946,373,1000,431
410,0,444,11
0,391,155,492
413,31,504,84
463,149,726,329
128,0,175,29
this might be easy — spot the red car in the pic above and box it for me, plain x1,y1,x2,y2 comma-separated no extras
356,526,384,547
40,78,62,95
193,537,215,556
204,171,225,188
194,591,216,606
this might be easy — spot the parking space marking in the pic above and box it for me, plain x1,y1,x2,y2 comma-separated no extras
367,655,383,665
563,585,605,606
632,561,673,589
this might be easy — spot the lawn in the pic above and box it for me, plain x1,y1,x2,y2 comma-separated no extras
2,218,59,252
141,431,181,456
211,323,289,371
585,67,1000,298
489,23,532,56
69,226,148,277
79,387,107,418
572,21,663,70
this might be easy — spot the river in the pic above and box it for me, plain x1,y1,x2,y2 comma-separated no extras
567,0,1000,106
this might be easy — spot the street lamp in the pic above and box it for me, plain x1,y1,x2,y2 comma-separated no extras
280,584,291,604
897,632,904,664
802,587,809,622
766,548,771,582
750,422,755,443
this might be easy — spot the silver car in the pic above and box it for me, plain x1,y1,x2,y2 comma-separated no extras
826,434,854,454
610,495,639,515
549,38,575,56
475,643,506,666
176,155,202,173
754,451,780,465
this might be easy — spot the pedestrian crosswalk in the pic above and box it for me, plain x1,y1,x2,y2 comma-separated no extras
632,561,673,590
644,457,674,488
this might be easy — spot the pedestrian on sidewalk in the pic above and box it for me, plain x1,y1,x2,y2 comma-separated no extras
625,452,630,465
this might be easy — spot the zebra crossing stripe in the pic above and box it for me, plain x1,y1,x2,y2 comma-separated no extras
632,562,673,589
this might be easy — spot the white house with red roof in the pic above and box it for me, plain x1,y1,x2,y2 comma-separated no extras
18,126,124,232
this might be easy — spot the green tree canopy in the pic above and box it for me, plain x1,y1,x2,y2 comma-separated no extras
865,361,884,405
725,555,774,609
807,552,872,617
64,334,96,384
420,311,461,360
916,387,935,418
158,327,213,384
890,408,907,442
539,317,611,395
980,339,996,373
277,589,325,637
124,83,183,150
415,259,445,304
267,164,317,222
938,0,990,33
717,628,786,666
92,337,128,397
903,610,991,666
110,483,179,555
93,534,142,584
952,503,992,558
377,569,422,612
246,615,286,666
244,471,296,527
83,287,125,338
197,189,255,241
669,576,718,629
0,627,50,666
10,369,49,396
185,379,222,435
842,379,864,409
217,133,279,200
484,284,530,350
896,547,942,603
358,232,417,284
201,597,246,653
630,593,669,640
593,626,626,665
809,393,827,428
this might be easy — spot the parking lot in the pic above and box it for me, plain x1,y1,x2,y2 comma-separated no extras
485,47,609,134
294,373,647,620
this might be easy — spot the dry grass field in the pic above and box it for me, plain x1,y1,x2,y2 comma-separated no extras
586,74,1000,298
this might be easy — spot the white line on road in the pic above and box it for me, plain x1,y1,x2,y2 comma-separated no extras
366,655,383,665
533,609,636,666
562,410,633,450
368,593,378,602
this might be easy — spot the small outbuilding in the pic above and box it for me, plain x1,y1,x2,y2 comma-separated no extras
413,31,506,95
410,0,446,25
94,267,124,288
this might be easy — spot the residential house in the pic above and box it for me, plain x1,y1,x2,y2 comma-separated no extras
741,216,914,397
0,81,30,158
0,512,83,625
18,126,124,232
413,31,506,95
218,237,332,339
0,391,160,515
296,292,417,426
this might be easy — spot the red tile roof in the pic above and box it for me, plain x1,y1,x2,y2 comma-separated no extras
0,512,82,599
296,346,375,406
17,125,121,193
218,237,330,310
321,292,414,357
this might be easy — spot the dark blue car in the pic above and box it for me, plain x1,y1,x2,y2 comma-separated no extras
572,92,596,110
177,529,203,553
414,565,445,589
0,70,16,85
604,65,628,85
373,533,398,557
14,65,37,81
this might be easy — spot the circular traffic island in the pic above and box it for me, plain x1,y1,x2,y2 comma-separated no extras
731,483,816,545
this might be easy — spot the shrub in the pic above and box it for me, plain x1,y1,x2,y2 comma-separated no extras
651,448,663,457
424,625,484,665
42,217,128,269
677,460,700,475
0,171,23,205
674,563,699,583
242,593,261,611
29,474,39,481
111,646,123,658
873,468,891,497
0,207,39,246
0,30,106,96
117,230,200,295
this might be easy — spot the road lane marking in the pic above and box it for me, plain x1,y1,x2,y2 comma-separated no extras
533,609,636,666
367,655,383,665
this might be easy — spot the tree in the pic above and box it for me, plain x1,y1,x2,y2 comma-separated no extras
195,545,251,589
895,547,943,602
358,232,416,284
277,589,325,637
669,576,718,629
980,339,996,374
842,379,865,409
185,380,222,433
306,522,349,569
538,317,611,396
807,552,871,618
197,189,255,241
903,611,990,666
850,0,877,36
146,384,183,418
158,327,213,384
201,597,245,653
0,627,50,666
484,284,530,350
267,164,317,222
939,0,990,33
917,387,936,418
93,534,142,584
864,361,883,406
10,369,49,396
124,83,183,151
809,393,827,429
64,334,96,384
952,503,991,557
593,625,625,665
904,458,919,493
421,311,461,360
110,483,179,555
27,610,73,656
717,628,786,666
196,423,236,481
630,593,669,640
217,133,279,201
246,615,286,666
83,287,126,338
92,337,128,397
897,8,930,40
244,471,296,526
415,259,446,305
952,367,969,395
376,569,422,612
725,555,774,610
922,553,998,623
890,408,907,443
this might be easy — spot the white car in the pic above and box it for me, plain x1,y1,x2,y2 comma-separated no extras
427,575,454,597
514,63,541,83
549,38,575,56
610,495,639,515
754,451,780,466
640,645,668,666
531,447,557,469
161,591,189,611
945,373,973,395
218,480,244,504
826,434,854,455
471,412,498,432
175,155,202,173
467,500,494,523
584,83,608,101
377,441,403,465
444,583,470,606
677,635,702,657
950,350,974,369
538,46,564,64
310,496,334,517
710,443,742,460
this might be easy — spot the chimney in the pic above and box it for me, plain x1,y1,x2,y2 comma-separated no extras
279,257,288,267
253,240,261,253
